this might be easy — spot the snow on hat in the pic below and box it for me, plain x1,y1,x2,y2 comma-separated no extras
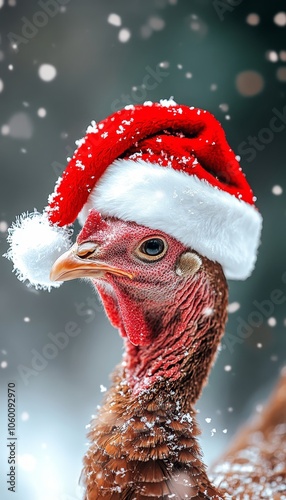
5,99,262,290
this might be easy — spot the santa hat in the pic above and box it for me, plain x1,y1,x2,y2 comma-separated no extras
5,99,262,290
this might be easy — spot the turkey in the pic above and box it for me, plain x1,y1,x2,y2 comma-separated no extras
51,210,228,499
6,100,285,499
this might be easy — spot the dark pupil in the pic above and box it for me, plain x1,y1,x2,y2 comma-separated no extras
142,239,164,256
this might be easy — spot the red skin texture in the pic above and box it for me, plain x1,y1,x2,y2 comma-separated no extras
77,209,188,348
71,210,286,498
77,210,228,498
77,210,215,393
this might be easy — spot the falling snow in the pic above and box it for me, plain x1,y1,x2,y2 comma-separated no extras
0,220,8,232
7,112,33,139
1,124,10,136
118,28,131,43
272,185,283,195
266,50,279,63
2,4,286,500
277,67,286,81
38,64,57,82
159,61,170,69
227,302,240,313
273,12,286,27
203,306,214,317
236,70,264,96
268,317,277,327
37,108,47,118
107,13,122,27
224,365,232,372
219,103,229,113
246,13,260,26
148,16,165,31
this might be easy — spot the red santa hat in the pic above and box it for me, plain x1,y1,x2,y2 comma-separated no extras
6,99,262,290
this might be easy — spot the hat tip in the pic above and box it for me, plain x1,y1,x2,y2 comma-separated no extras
5,211,73,291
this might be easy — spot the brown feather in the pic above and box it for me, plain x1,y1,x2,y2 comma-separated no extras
211,368,286,498
82,258,228,499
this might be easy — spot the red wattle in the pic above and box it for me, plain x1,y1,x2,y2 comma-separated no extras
97,283,153,346
113,286,153,346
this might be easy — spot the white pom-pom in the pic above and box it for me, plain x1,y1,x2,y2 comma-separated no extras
4,211,73,291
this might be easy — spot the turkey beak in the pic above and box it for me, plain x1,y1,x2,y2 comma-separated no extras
50,242,133,282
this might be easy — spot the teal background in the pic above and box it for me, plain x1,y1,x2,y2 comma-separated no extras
0,1,286,498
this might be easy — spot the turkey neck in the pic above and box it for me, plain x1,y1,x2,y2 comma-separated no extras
83,260,228,499
123,258,228,401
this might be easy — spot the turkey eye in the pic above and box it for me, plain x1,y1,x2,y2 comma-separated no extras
135,237,168,262
142,239,164,256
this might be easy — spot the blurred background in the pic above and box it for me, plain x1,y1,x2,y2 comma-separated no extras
0,1,286,498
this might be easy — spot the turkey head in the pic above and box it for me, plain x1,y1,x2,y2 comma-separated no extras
51,208,228,401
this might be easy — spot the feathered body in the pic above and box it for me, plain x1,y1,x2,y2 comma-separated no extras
8,101,284,499
52,212,229,498
212,369,286,499
50,212,286,499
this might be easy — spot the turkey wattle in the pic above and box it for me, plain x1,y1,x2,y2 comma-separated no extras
50,211,286,499
51,209,228,499
6,100,275,499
